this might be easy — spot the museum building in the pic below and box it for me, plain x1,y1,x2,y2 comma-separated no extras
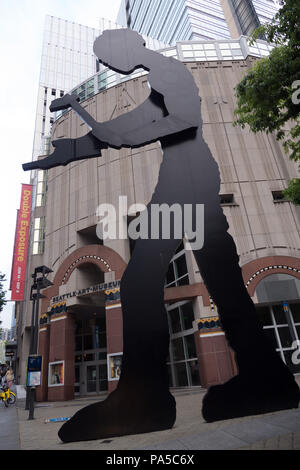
15,36,300,401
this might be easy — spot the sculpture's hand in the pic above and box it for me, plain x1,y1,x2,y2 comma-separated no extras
23,157,55,171
22,139,81,171
49,94,80,112
22,133,106,171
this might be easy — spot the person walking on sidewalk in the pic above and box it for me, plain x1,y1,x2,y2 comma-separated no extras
5,368,14,389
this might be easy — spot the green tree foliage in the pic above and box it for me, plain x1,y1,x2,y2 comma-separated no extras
233,0,300,204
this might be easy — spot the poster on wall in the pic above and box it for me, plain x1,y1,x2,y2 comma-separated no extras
49,361,64,386
108,353,122,381
10,184,33,301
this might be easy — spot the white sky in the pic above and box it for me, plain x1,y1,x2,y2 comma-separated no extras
0,0,122,328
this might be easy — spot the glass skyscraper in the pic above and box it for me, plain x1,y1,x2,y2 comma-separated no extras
224,0,282,37
117,0,282,44
33,15,100,160
251,0,282,25
117,0,232,44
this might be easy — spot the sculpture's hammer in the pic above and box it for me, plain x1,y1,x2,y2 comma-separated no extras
50,94,98,131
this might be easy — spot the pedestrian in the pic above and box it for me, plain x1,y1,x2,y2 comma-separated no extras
5,367,14,389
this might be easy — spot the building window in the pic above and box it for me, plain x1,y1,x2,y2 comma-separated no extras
107,353,123,381
87,78,95,98
165,242,189,287
272,190,288,203
75,317,107,358
48,361,64,386
74,317,108,395
32,217,45,254
230,0,261,36
167,300,201,387
43,137,51,156
257,302,300,375
35,170,48,207
220,193,235,205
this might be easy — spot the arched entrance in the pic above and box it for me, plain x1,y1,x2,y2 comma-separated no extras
37,245,127,401
242,255,300,377
254,273,300,376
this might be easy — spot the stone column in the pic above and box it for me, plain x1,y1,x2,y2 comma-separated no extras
36,321,50,402
47,312,75,401
105,287,123,393
194,316,237,387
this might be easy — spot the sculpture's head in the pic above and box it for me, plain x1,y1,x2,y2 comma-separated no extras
93,29,146,74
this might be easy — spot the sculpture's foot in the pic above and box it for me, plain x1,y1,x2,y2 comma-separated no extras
58,388,176,443
202,368,300,422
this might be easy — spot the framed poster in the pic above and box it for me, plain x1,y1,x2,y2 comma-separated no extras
26,355,42,387
48,361,64,387
107,353,123,381
27,371,41,387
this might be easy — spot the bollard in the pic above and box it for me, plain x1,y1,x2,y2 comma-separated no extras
28,387,35,420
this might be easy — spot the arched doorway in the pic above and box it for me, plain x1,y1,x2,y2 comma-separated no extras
38,244,127,401
254,273,300,376
65,261,108,396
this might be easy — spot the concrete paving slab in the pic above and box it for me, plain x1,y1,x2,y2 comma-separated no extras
262,409,300,432
0,406,20,450
174,429,248,450
139,439,189,450
219,417,289,444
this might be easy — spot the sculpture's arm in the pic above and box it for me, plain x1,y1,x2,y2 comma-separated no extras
96,88,200,148
22,132,107,171
21,90,168,171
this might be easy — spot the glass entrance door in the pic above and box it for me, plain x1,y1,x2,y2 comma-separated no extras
166,300,201,387
74,316,108,396
256,302,300,375
86,365,97,393
75,362,108,396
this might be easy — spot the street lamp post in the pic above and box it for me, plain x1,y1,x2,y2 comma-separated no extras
26,266,53,420
25,284,36,411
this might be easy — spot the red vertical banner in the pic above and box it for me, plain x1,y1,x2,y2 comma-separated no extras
10,184,33,301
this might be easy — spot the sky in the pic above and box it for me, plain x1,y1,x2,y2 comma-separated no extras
0,0,122,328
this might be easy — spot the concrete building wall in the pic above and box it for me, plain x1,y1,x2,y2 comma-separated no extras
46,58,300,277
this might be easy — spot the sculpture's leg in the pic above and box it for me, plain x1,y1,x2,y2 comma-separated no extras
58,234,182,442
193,199,300,421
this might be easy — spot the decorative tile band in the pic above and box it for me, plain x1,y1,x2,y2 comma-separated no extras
245,265,300,288
50,301,67,315
197,316,221,332
40,313,48,325
105,287,120,303
62,255,112,284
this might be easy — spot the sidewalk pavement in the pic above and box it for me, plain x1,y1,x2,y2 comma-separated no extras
13,379,300,450
0,404,20,450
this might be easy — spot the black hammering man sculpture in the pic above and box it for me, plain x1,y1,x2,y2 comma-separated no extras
23,29,299,443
